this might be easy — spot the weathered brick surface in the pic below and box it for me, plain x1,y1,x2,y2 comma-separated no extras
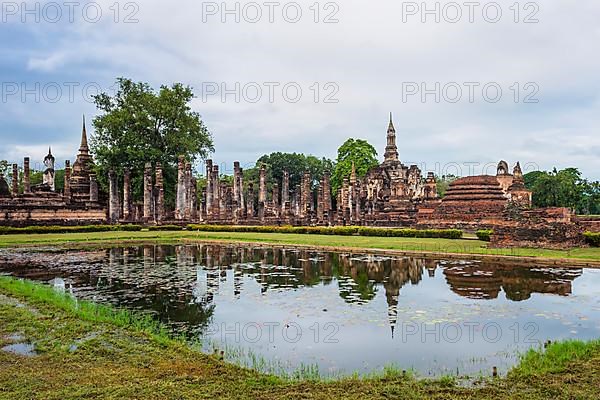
490,208,585,249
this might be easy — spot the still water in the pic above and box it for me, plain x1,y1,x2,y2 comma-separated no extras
1,244,599,377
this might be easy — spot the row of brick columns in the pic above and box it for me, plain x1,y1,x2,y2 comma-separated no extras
200,160,336,224
109,162,168,224
174,157,198,221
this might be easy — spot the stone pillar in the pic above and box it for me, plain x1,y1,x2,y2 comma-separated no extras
123,168,132,221
342,178,351,224
282,170,290,210
143,162,153,222
317,183,324,222
294,184,301,216
23,157,31,194
175,156,186,220
238,167,245,217
323,171,332,215
272,183,279,209
247,183,255,217
233,161,241,215
201,187,207,221
301,170,311,217
337,187,344,225
259,164,267,204
109,170,119,223
155,163,165,224
191,177,198,221
64,160,71,203
11,164,18,196
206,159,214,217
184,162,192,220
219,182,226,219
212,165,220,217
89,173,99,202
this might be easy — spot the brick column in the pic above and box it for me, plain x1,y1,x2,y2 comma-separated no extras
23,157,31,194
282,170,290,214
191,177,198,221
155,163,165,224
212,165,220,217
11,164,18,196
64,160,71,203
175,156,186,220
323,171,332,214
205,159,213,217
247,182,255,217
143,162,153,222
233,161,241,216
108,170,119,223
238,167,245,217
89,173,99,202
259,164,267,203
184,162,192,220
123,168,132,221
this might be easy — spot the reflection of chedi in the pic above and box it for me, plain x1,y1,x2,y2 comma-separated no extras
443,262,582,301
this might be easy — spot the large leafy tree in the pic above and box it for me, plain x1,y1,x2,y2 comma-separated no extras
331,139,379,194
91,78,213,206
524,168,600,214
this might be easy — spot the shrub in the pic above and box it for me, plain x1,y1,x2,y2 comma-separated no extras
147,225,185,231
0,224,145,235
584,232,600,247
476,230,493,242
185,225,462,239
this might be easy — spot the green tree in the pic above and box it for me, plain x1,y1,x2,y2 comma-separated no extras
436,174,459,198
0,160,9,177
248,152,334,190
524,168,599,214
91,77,214,206
331,139,378,194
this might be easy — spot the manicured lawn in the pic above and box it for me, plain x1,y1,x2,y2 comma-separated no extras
0,230,599,262
1,276,599,399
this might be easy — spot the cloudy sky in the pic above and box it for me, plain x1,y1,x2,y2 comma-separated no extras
1,0,599,179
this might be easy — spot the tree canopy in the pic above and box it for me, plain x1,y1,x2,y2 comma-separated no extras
525,168,600,215
90,77,213,205
331,139,379,194
246,152,334,190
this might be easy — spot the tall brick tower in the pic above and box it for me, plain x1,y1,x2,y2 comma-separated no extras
384,113,399,163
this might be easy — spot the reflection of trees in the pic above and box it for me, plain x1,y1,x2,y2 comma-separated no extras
443,262,582,301
0,245,586,340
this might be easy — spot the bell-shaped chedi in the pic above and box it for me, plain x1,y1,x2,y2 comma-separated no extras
70,116,95,202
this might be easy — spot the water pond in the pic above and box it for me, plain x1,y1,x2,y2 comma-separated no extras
1,244,599,378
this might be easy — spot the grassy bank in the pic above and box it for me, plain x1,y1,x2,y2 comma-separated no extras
1,277,600,399
0,230,599,263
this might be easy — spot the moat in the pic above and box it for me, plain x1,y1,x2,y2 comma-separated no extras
1,244,599,378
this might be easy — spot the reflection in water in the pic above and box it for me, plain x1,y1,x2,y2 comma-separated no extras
0,244,594,376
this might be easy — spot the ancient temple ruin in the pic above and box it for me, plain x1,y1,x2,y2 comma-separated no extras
0,118,106,226
2,113,596,249
196,115,440,227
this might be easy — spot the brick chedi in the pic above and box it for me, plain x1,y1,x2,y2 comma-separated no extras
419,162,533,231
70,116,95,203
0,117,107,226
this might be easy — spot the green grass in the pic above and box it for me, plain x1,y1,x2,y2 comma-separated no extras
0,230,599,263
1,276,600,399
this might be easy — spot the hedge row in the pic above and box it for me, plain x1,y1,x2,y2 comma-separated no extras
476,230,493,242
584,232,600,247
0,225,138,235
0,224,464,240
187,225,464,239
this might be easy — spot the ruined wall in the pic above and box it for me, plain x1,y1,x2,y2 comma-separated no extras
490,208,585,249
